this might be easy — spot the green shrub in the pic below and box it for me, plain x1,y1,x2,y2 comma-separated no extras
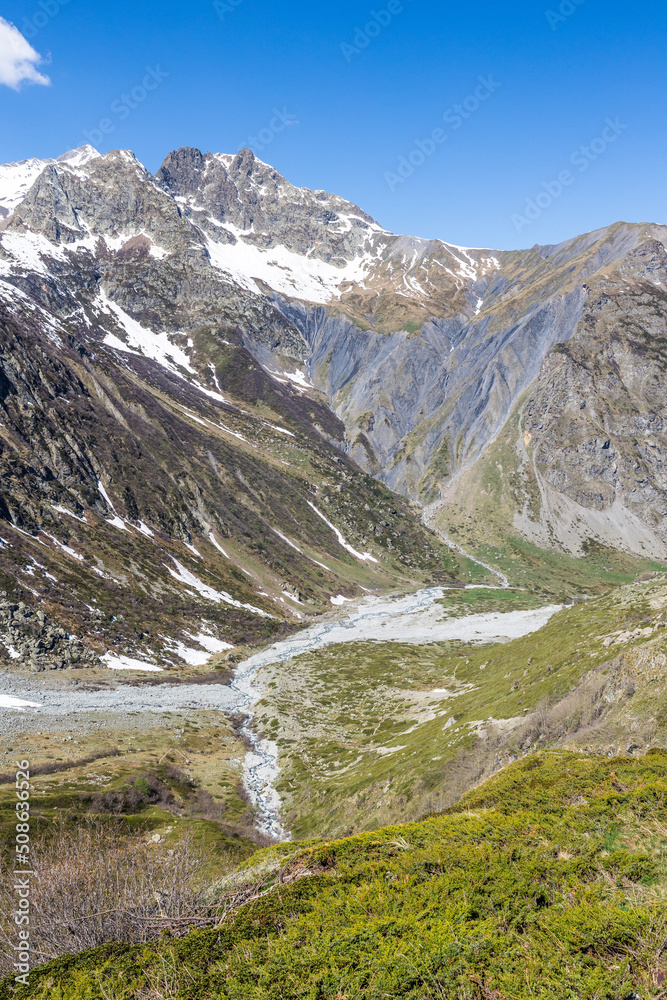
4,751,666,999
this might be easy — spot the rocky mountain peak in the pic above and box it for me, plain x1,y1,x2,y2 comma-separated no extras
6,148,196,254
55,145,100,167
154,144,383,265
0,144,100,220
230,146,258,175
155,146,209,195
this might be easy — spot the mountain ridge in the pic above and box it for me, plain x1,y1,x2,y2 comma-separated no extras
0,142,666,672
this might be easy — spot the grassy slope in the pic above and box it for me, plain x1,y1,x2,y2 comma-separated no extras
0,713,261,865
6,749,667,999
255,579,667,838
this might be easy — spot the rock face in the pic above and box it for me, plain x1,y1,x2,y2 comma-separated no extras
0,141,665,663
155,146,381,261
519,239,667,555
0,145,99,219
0,598,99,671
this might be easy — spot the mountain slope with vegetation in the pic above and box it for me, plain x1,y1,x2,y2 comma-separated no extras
0,275,463,671
3,749,666,999
251,573,667,838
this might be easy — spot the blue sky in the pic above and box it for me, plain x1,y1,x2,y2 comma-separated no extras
0,0,666,249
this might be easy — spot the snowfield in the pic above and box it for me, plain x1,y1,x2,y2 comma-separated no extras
205,229,378,304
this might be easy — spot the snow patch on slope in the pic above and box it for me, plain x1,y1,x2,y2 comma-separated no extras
0,694,42,709
99,291,196,375
307,502,379,563
167,632,233,666
165,558,276,618
205,229,376,304
0,231,66,275
102,653,163,672
208,532,230,559
186,631,234,654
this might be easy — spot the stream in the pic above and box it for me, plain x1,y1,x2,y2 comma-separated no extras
1,589,557,842
231,587,561,839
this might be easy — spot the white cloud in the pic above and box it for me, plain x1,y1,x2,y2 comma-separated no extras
0,17,51,90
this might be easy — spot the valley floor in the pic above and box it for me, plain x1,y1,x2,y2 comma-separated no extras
0,584,559,838
3,572,667,848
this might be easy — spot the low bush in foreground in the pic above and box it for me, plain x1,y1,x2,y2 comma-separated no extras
0,821,217,976
2,750,666,999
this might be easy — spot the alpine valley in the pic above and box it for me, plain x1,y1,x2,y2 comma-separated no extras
1,145,667,996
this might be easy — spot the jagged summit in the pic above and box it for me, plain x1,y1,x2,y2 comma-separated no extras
155,143,383,266
158,144,377,217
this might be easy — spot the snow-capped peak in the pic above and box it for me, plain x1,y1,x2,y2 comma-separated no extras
0,146,100,219
55,145,100,168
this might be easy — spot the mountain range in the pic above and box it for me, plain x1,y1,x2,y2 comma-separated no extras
0,142,666,670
